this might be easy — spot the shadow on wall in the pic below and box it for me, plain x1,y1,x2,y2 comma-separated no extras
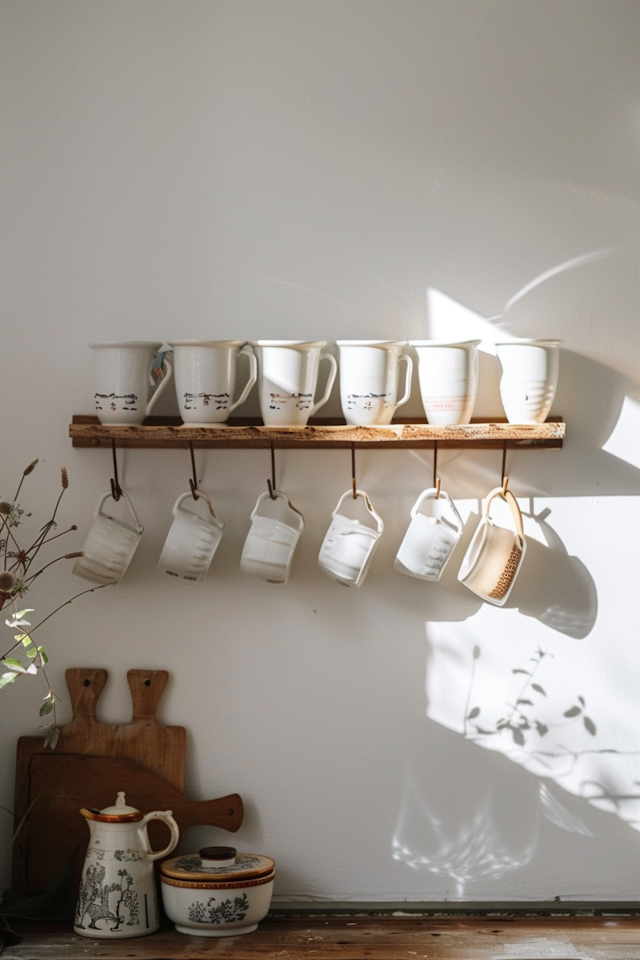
394,284,640,887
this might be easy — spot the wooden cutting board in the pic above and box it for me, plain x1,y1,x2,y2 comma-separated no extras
13,668,242,896
14,754,243,897
15,667,187,791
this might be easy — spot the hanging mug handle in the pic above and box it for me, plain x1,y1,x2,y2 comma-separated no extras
410,487,463,534
96,489,143,534
483,486,525,542
251,489,305,532
174,489,221,524
333,489,384,534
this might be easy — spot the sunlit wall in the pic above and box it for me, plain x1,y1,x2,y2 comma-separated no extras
2,0,640,903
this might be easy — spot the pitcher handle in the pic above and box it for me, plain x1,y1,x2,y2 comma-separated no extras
334,489,384,534
410,487,463,534
251,489,304,530
392,354,413,412
96,489,143,534
145,351,174,417
308,352,338,418
483,487,525,542
138,809,180,862
174,489,220,523
228,345,258,414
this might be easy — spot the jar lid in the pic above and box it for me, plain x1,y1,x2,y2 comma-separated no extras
160,849,275,883
80,791,144,823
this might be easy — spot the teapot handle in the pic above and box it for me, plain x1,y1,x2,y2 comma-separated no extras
138,809,180,862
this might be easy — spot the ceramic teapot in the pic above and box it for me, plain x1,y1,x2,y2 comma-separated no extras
74,792,179,939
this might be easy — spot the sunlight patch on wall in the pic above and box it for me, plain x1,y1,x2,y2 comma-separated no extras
425,288,512,349
602,395,640,471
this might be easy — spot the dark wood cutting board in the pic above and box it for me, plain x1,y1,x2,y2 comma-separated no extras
14,754,243,897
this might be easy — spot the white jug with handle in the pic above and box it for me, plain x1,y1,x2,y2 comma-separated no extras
248,340,337,427
318,489,384,587
74,792,179,939
90,341,174,425
336,340,412,426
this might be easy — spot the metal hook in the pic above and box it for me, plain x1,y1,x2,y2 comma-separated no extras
267,442,277,499
110,440,123,502
501,441,509,496
433,440,441,498
189,442,199,500
351,443,357,498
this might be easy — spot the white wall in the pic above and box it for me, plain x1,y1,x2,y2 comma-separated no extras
2,0,640,903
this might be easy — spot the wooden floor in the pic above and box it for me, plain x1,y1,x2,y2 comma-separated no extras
5,914,640,960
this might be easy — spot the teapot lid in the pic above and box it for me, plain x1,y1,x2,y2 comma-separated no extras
80,791,144,823
160,848,275,883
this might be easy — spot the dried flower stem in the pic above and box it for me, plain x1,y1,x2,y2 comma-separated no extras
0,583,111,663
13,460,39,502
23,552,83,587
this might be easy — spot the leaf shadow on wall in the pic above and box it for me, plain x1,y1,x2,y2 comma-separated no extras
424,632,640,836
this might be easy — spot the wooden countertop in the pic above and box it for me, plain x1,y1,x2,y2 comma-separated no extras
4,913,640,959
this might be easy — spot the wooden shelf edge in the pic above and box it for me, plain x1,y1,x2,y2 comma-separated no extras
70,416,565,450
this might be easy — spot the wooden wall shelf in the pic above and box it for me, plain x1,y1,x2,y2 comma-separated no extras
70,415,565,450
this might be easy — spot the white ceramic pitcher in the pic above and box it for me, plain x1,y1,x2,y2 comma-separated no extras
240,490,305,583
495,339,562,424
74,792,179,940
410,340,480,425
73,490,143,585
336,340,412,426
318,489,384,587
169,340,257,425
248,341,337,427
394,487,463,581
90,341,174,425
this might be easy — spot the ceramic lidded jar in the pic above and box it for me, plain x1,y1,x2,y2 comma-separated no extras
160,846,276,937
74,792,179,939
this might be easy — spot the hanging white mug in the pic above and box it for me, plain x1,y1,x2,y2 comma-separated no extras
240,490,304,583
458,486,526,605
336,341,412,426
73,490,144,585
248,341,338,427
410,340,480,425
318,489,384,587
90,341,174,425
394,487,463,581
158,490,224,582
495,339,562,424
168,340,257,425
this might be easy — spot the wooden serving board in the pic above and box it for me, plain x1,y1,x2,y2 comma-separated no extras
14,754,243,897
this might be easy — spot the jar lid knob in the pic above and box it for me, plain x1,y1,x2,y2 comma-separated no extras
199,846,236,866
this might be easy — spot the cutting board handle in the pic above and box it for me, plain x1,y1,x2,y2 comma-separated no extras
65,668,108,722
128,669,168,721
